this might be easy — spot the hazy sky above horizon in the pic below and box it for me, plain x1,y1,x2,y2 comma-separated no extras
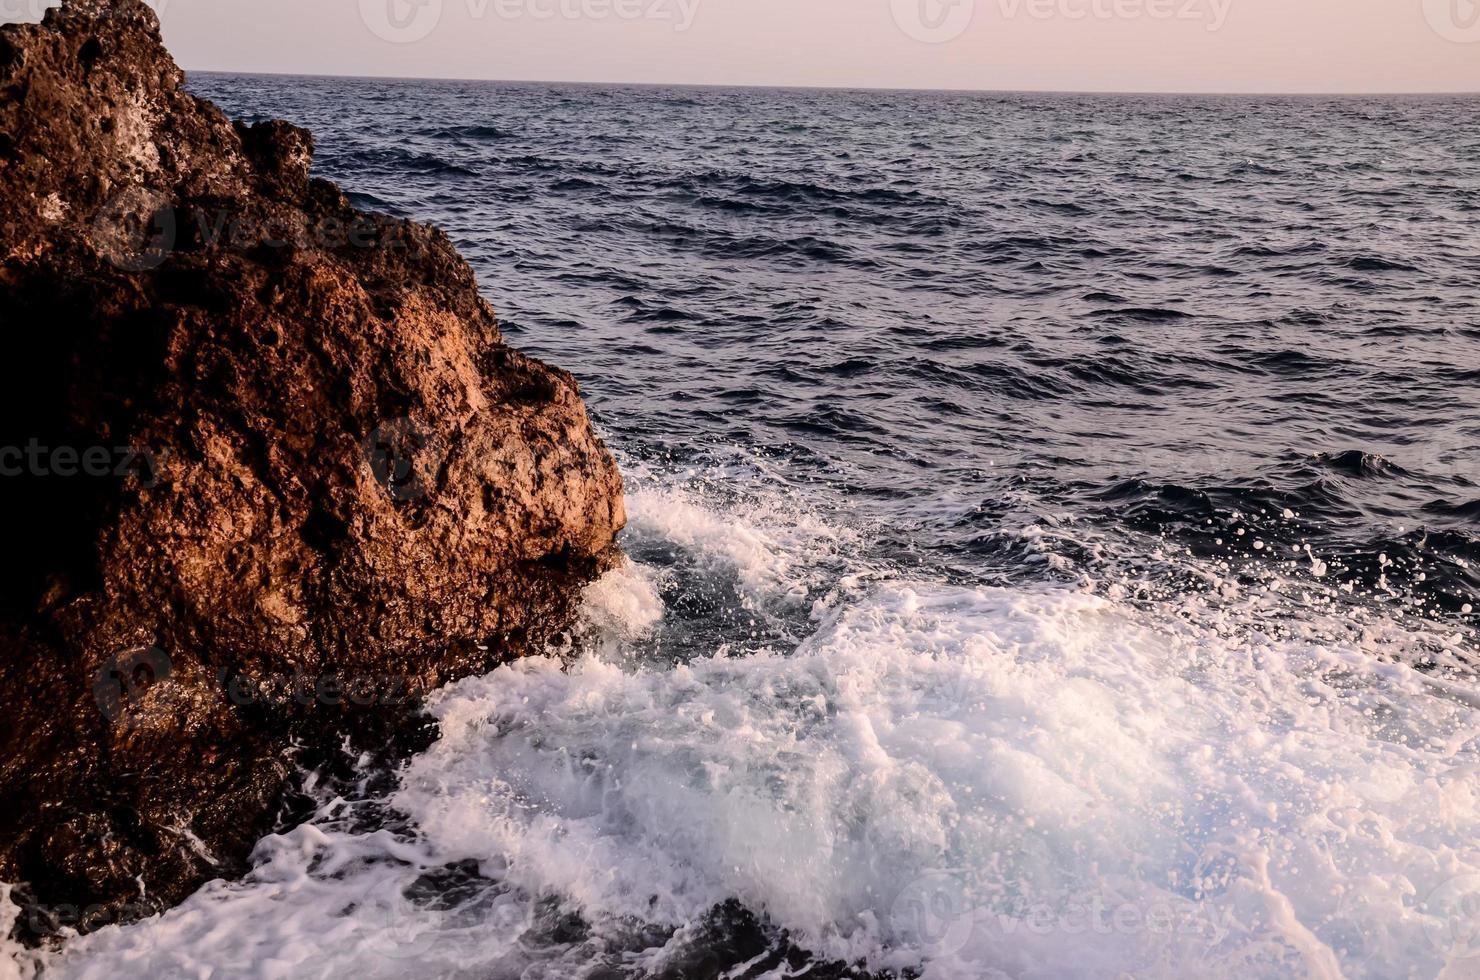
20,0,1480,92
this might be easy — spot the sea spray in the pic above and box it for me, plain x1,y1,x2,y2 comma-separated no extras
21,478,1480,980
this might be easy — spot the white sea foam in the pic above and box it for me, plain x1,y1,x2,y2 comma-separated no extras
0,886,35,980
9,479,1480,979
620,465,869,617
394,581,1480,979
568,556,667,652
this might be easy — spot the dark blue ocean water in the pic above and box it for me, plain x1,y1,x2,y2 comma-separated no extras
32,77,1478,979
192,77,1480,622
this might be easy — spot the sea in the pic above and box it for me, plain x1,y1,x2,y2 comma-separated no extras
4,77,1480,979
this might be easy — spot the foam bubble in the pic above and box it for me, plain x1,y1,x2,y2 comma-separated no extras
12,475,1480,980
569,557,666,652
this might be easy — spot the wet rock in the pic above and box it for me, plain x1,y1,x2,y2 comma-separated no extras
0,0,624,936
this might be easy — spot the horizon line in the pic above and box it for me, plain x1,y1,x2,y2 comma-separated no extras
182,67,1480,99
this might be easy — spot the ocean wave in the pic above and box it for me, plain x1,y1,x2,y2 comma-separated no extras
22,475,1478,980
418,124,512,140
1086,307,1194,322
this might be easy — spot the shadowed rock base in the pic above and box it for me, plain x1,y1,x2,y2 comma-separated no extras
0,0,624,938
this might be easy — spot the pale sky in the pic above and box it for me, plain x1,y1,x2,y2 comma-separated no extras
24,0,1480,92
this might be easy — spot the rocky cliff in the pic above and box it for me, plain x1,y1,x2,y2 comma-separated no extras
0,0,624,937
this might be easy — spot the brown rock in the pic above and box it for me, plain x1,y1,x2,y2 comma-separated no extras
0,0,625,936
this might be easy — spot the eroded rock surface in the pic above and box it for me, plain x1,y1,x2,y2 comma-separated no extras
0,0,624,935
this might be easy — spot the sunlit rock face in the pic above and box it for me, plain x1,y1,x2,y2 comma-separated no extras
0,0,624,935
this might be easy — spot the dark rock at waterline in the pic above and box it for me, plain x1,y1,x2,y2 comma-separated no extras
0,0,624,937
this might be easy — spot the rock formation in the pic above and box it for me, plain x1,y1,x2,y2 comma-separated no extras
0,0,624,937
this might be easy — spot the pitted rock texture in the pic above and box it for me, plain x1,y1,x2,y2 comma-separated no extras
0,0,624,935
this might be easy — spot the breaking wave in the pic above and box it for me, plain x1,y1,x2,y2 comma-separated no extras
12,466,1479,980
